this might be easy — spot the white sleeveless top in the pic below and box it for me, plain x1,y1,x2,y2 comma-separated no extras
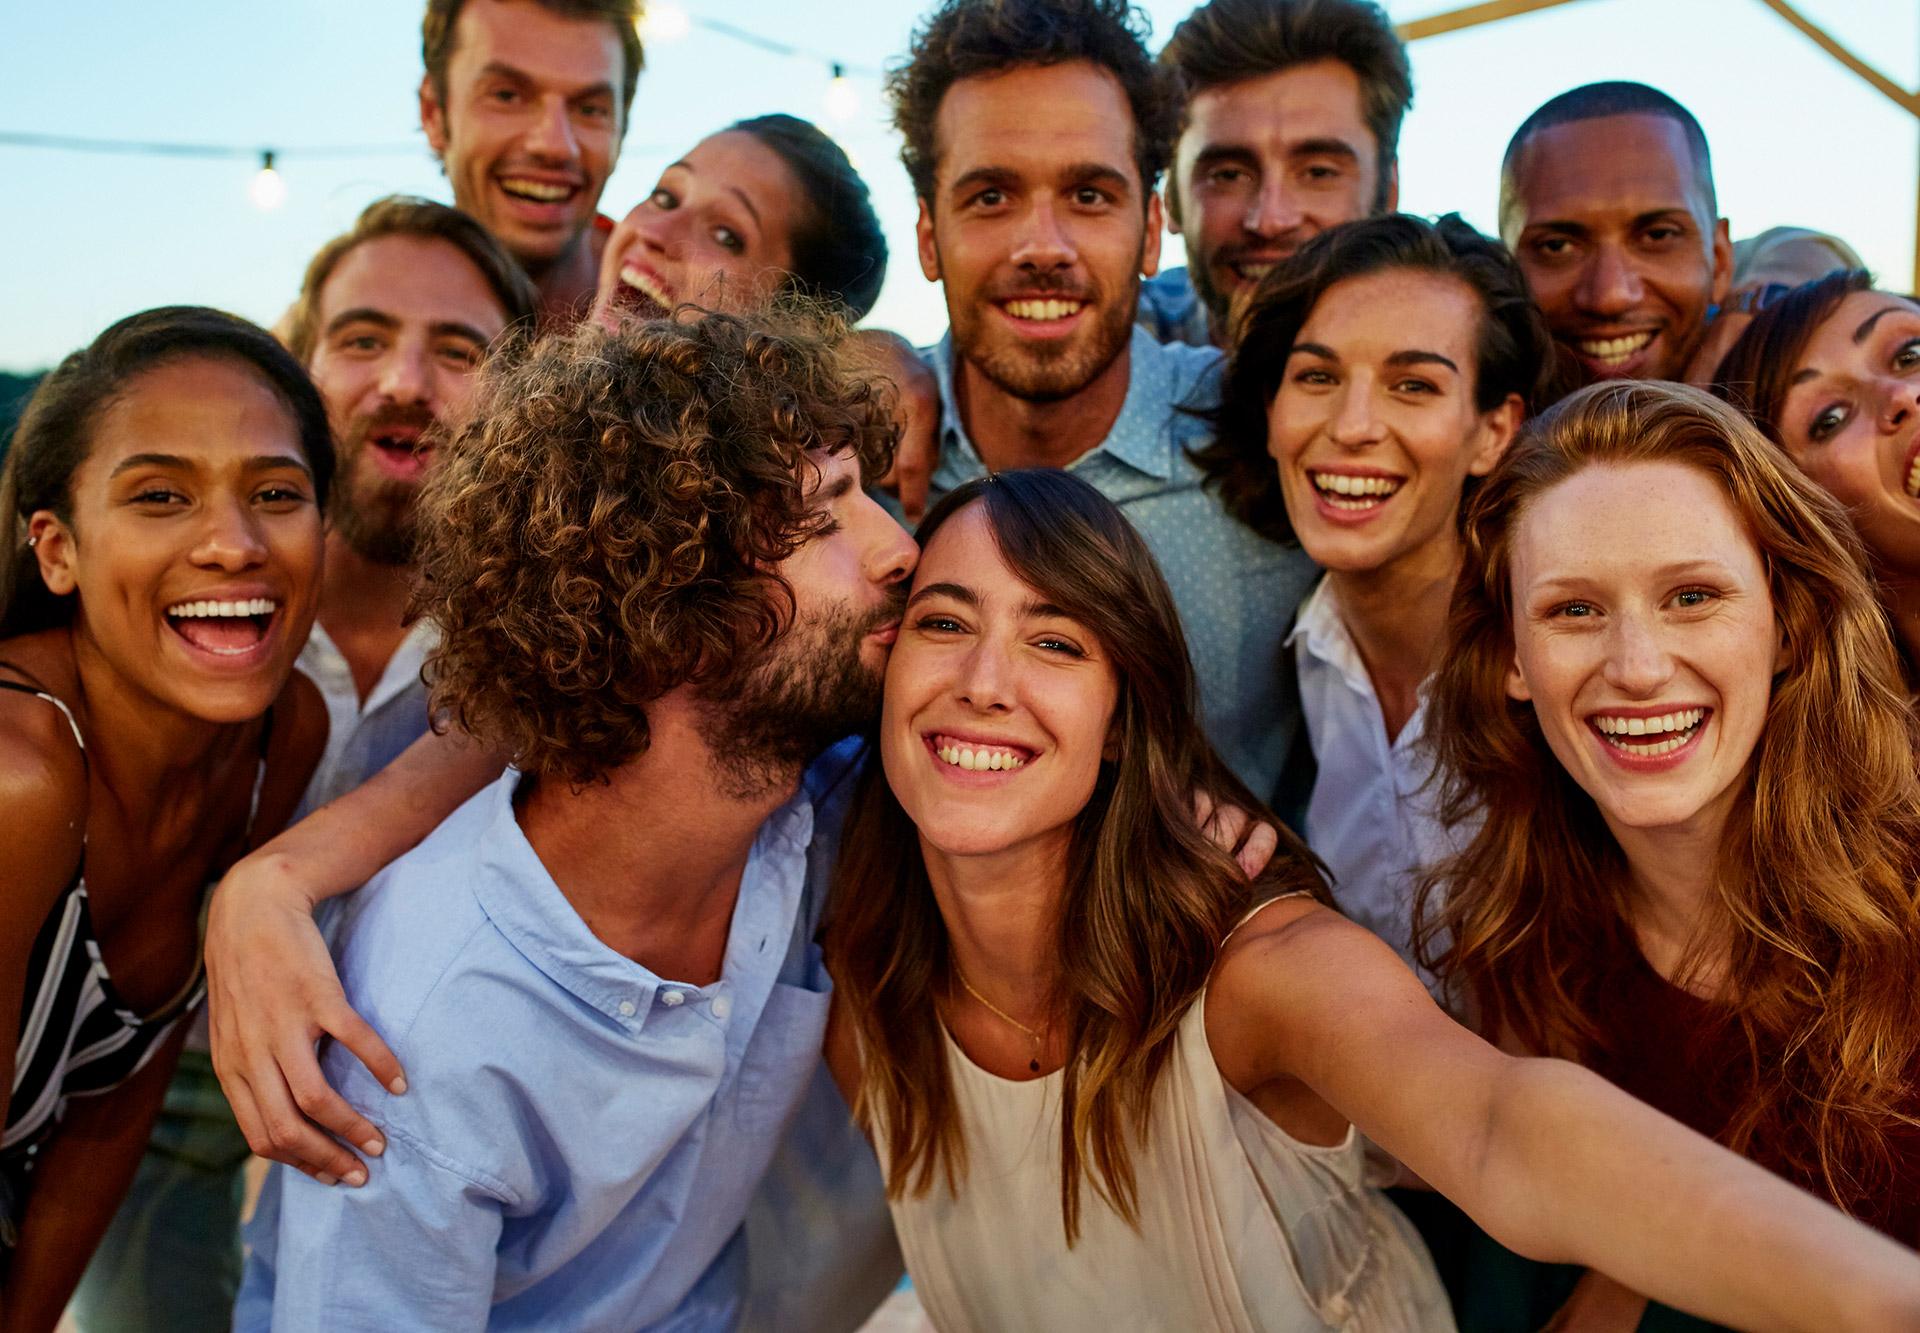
880,989,1455,1332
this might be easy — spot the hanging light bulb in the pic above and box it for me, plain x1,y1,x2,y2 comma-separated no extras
249,150,287,210
639,2,690,42
823,63,860,123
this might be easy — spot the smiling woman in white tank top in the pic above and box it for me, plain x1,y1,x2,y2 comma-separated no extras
822,469,1920,1333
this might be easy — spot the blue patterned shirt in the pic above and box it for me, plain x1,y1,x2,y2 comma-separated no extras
919,327,1317,800
1136,267,1216,348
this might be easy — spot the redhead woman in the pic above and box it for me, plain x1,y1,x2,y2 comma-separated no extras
1200,212,1552,967
0,307,327,1329
824,466,1920,1333
1712,269,1920,678
1418,380,1920,1329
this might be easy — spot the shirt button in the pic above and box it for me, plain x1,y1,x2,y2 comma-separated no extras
711,996,732,1020
661,991,685,1008
617,1000,636,1017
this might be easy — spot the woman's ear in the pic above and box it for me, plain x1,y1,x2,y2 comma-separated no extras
1505,651,1531,703
27,511,77,596
1468,393,1526,478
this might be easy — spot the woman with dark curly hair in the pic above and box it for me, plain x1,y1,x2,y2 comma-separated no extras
591,114,888,327
1198,213,1552,969
825,466,1920,1333
0,307,328,1326
1711,270,1920,680
1417,379,1920,1329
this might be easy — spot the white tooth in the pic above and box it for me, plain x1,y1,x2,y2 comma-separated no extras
1626,718,1647,736
939,746,957,765
959,748,978,771
989,752,1006,771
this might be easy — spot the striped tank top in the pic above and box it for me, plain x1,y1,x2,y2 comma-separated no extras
0,677,261,1241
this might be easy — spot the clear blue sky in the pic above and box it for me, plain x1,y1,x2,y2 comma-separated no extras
1,0,1914,371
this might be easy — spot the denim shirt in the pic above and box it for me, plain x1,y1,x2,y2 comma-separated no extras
918,327,1317,800
238,746,861,1332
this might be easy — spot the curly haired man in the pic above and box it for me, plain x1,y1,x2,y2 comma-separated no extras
233,311,915,1330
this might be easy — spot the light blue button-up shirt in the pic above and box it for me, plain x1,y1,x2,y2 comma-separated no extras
237,746,861,1332
920,326,1318,801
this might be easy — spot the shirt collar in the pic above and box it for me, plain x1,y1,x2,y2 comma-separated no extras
470,772,817,1035
927,325,1182,482
300,617,440,715
1287,577,1373,699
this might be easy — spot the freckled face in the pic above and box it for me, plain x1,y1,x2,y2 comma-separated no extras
1775,290,1920,578
1268,268,1516,578
882,503,1119,860
29,357,324,723
1505,461,1781,839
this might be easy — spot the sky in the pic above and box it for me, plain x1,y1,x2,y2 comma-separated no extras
1,0,1915,372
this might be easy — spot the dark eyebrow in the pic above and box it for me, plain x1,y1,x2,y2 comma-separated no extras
110,453,312,479
323,308,398,339
809,472,855,506
1021,599,1074,620
1385,350,1460,373
1855,305,1908,344
728,186,762,230
1632,208,1697,230
1288,342,1339,361
907,581,977,609
1192,145,1257,174
949,166,1019,200
1062,162,1134,197
431,321,494,347
1289,137,1361,162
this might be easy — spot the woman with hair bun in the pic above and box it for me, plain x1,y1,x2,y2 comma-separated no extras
592,114,888,326
1419,379,1920,1328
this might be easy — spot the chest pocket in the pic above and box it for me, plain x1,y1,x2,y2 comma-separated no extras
732,940,832,1132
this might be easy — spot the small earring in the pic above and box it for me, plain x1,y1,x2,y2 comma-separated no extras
25,536,37,549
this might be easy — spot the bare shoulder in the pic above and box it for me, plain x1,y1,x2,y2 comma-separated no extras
1208,896,1438,1087
249,668,328,843
0,681,88,939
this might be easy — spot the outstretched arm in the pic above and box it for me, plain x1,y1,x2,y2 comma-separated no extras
207,724,504,1184
1209,901,1920,1333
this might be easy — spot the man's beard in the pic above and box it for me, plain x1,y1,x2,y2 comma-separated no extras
330,406,433,566
955,267,1142,405
697,592,900,801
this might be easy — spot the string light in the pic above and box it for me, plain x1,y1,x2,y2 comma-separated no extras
823,63,860,123
638,3,690,43
247,150,287,210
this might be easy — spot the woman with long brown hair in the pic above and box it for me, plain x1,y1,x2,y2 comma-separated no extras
825,466,1920,1333
1711,269,1920,679
1418,379,1920,1329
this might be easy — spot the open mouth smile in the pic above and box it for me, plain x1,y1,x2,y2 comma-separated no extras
1588,706,1709,759
1903,437,1920,500
498,177,580,206
1572,329,1658,373
997,298,1088,334
925,732,1036,773
614,262,673,321
1308,469,1405,514
164,597,282,661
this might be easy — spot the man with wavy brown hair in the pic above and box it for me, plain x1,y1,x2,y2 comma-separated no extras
418,0,643,321
235,312,916,1331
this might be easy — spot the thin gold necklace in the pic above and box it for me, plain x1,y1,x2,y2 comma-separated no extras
952,963,1045,1073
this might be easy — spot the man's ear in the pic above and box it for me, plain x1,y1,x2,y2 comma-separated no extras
420,75,449,159
1141,191,1163,279
916,198,941,283
1163,184,1183,237
1382,157,1400,214
1709,216,1734,305
27,512,77,598
1468,394,1525,478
